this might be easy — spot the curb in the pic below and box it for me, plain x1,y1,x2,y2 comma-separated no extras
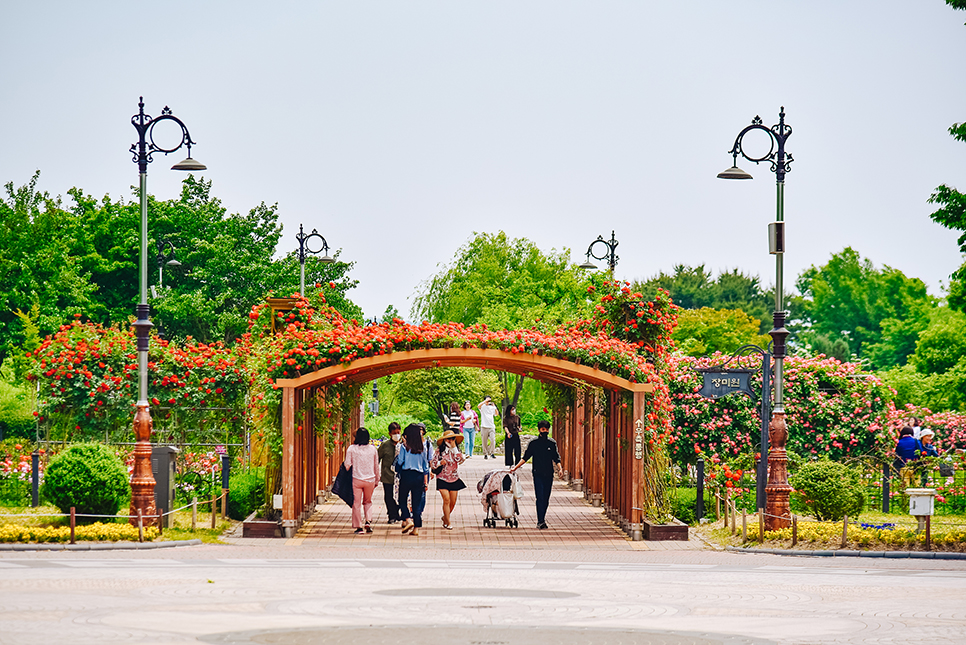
726,546,966,560
0,539,203,552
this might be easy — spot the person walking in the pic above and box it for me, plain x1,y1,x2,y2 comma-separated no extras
377,421,402,524
460,401,479,457
431,430,466,530
478,396,499,460
447,402,462,433
395,423,430,537
343,427,379,534
510,419,561,530
503,404,522,467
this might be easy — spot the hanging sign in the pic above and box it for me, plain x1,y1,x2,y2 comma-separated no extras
697,370,755,399
634,419,644,460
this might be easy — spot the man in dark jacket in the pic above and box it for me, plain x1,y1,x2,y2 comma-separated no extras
378,422,401,523
510,420,561,529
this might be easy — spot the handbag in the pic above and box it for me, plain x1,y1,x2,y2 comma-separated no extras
939,462,954,478
431,455,444,476
332,464,354,507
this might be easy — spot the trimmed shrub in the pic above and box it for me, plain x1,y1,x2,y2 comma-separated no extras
41,443,129,517
789,459,865,521
228,469,265,520
672,487,714,525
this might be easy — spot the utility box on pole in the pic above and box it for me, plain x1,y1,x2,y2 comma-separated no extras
151,445,179,528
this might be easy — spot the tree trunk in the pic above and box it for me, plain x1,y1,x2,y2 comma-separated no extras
498,372,526,413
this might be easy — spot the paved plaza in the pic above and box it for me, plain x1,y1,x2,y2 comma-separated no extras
2,457,966,644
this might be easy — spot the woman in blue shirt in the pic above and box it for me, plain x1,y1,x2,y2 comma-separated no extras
395,423,430,536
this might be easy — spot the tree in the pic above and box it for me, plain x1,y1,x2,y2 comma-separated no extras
637,265,771,332
412,231,592,410
792,247,934,366
671,308,771,357
391,367,503,427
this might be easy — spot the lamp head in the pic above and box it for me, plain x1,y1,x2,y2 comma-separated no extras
165,258,182,268
171,156,207,171
319,254,336,264
578,260,598,270
717,165,753,180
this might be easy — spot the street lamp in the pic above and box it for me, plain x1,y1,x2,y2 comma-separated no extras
295,223,334,295
718,106,793,530
579,231,619,274
129,97,205,523
155,239,182,290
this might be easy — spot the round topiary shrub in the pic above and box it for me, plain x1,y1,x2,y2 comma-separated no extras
789,459,865,521
41,443,129,517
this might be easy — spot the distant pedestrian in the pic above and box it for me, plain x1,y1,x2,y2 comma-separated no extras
510,420,561,530
431,430,466,530
378,421,402,524
344,427,379,534
395,423,430,537
909,417,924,440
503,405,521,467
478,396,499,460
460,401,479,457
894,426,919,488
447,402,461,433
919,429,939,458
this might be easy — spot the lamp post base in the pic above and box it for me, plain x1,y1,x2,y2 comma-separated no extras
129,403,157,526
765,412,793,530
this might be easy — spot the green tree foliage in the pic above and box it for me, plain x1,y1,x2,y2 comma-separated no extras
392,367,503,427
637,265,771,332
41,443,129,516
789,460,865,521
671,307,771,357
0,173,99,365
0,174,362,357
793,247,934,367
412,231,591,409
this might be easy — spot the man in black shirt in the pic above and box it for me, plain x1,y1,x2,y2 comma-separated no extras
509,420,561,529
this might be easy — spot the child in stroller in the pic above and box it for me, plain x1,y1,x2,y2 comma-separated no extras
477,469,522,528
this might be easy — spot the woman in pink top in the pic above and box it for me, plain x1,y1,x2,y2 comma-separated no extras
344,427,379,534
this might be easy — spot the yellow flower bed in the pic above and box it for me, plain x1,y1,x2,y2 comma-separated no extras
0,522,159,543
739,521,966,550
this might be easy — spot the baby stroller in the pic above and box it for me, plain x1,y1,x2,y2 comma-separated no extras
477,469,522,528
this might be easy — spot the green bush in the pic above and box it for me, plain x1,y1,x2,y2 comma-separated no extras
228,468,265,520
789,459,865,521
41,443,129,517
672,487,713,525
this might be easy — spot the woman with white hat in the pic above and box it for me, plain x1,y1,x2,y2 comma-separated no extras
431,430,466,530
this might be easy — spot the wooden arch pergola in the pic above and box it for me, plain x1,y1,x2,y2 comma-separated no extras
275,347,656,539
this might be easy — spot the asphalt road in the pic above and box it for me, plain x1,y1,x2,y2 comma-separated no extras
2,548,965,644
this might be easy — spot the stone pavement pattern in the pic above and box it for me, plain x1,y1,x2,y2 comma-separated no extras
234,455,703,550
1,555,966,644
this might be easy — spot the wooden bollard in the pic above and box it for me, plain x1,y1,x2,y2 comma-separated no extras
210,495,217,529
741,510,747,541
792,515,798,547
221,488,228,520
723,489,730,527
715,493,721,521
841,515,848,549
137,509,144,543
730,501,737,535
926,515,932,551
191,497,198,532
69,507,76,545
758,508,764,543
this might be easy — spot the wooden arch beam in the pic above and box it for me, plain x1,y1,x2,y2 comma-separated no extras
275,347,653,393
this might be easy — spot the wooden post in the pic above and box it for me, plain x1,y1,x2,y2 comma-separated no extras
926,515,932,551
730,501,737,535
715,491,720,520
191,497,197,532
281,386,297,534
791,514,798,547
841,515,848,549
210,495,217,529
758,508,764,543
723,488,730,527
69,507,76,545
221,488,228,520
741,509,747,541
137,509,144,543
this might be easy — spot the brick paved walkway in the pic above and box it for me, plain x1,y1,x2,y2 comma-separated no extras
276,456,704,551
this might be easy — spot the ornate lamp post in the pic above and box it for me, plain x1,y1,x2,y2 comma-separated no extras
718,107,793,530
129,97,206,524
155,239,181,290
295,224,334,295
578,230,620,274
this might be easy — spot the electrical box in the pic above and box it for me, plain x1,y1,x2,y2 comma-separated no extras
907,488,936,516
151,445,179,528
768,222,785,255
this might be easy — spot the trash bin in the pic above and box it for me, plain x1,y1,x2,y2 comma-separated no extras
151,446,179,528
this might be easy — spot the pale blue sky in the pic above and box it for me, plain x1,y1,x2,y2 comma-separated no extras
2,2,964,319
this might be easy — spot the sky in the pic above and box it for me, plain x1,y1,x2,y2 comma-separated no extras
2,2,965,321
